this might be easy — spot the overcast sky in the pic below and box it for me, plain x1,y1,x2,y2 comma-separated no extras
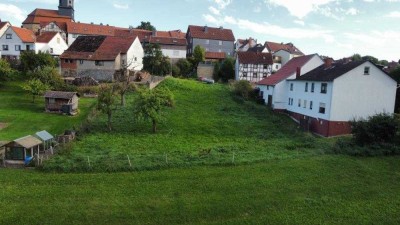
1,0,399,61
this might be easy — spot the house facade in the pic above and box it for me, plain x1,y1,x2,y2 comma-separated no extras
265,42,304,66
60,35,143,81
257,54,323,110
44,91,79,115
235,52,273,83
0,26,35,59
286,60,397,137
35,32,68,56
186,25,235,60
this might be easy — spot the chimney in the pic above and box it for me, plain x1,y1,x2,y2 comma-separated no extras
324,58,333,68
219,26,223,30
296,67,301,78
91,22,94,25
204,26,208,33
100,23,103,26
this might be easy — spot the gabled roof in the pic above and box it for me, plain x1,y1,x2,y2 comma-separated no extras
61,36,135,61
36,32,58,43
188,25,235,42
13,135,42,149
23,9,72,24
294,60,368,82
205,52,226,60
238,52,273,65
11,26,36,43
247,44,266,53
35,131,54,142
67,22,116,36
44,91,78,99
115,28,152,42
265,41,304,55
148,36,187,46
0,21,10,30
258,54,317,86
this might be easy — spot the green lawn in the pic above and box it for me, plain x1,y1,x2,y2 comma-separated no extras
1,156,400,225
43,78,332,172
0,81,96,141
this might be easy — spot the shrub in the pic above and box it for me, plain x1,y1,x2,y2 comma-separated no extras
351,113,398,145
77,86,100,96
171,65,180,77
20,51,57,72
0,59,14,81
176,59,192,77
231,80,254,100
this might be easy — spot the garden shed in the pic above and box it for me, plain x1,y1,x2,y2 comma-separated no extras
35,130,54,151
44,91,79,115
4,135,42,165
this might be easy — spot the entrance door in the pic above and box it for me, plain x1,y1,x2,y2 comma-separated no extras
267,95,273,107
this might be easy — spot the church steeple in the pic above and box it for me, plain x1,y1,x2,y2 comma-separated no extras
58,0,75,21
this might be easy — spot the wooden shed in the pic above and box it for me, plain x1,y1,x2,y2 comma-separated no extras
4,135,43,166
44,91,79,115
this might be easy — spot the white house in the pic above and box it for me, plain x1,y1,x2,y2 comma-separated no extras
0,20,11,38
286,60,397,137
35,32,68,56
264,42,304,66
0,26,35,59
257,54,323,110
235,52,274,83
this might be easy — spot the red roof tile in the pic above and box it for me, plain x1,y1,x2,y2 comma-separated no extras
23,9,72,24
265,41,304,55
188,25,235,42
92,36,135,60
12,26,36,43
66,22,116,36
36,32,58,43
238,52,273,65
205,52,226,59
258,54,317,86
115,29,187,46
39,21,67,32
149,36,187,46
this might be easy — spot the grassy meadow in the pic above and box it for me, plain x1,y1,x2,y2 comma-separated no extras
1,156,400,225
0,81,96,141
43,78,333,172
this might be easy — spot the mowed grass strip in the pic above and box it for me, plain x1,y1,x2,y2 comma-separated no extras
0,81,96,141
1,156,400,225
43,78,332,172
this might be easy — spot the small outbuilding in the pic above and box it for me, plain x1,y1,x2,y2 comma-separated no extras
35,130,55,151
4,135,43,166
44,91,79,115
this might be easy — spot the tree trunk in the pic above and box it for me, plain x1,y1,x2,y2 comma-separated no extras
152,119,157,133
121,93,126,107
107,112,112,131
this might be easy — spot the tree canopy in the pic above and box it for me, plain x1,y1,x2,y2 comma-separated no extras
97,85,118,131
214,57,235,82
20,51,57,72
22,79,50,103
133,87,174,133
143,43,170,76
0,59,14,81
136,21,156,31
193,45,205,66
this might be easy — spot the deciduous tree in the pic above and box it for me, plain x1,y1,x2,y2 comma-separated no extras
193,45,205,67
136,21,156,31
20,51,57,72
143,43,170,76
97,85,118,131
133,87,174,133
0,59,13,81
22,79,50,103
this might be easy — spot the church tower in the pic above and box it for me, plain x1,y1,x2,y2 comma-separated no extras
58,0,75,21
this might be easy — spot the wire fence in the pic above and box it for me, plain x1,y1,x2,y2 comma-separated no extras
38,149,323,172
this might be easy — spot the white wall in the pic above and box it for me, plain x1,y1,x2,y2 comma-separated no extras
287,81,334,120
330,62,397,121
0,27,35,58
0,23,11,38
125,37,144,71
161,48,186,59
273,50,292,66
67,33,80,46
36,33,68,56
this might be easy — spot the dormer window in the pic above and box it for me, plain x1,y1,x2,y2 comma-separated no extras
364,66,370,75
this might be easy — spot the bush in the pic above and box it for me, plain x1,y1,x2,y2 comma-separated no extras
171,65,180,77
231,80,254,100
77,86,100,96
28,66,64,90
351,113,398,145
20,51,57,72
176,59,192,77
0,59,14,81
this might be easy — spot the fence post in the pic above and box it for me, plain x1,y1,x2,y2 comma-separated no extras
127,155,132,167
87,156,91,169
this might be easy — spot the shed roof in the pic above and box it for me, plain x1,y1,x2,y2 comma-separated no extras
14,135,42,149
44,91,78,99
35,130,54,142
